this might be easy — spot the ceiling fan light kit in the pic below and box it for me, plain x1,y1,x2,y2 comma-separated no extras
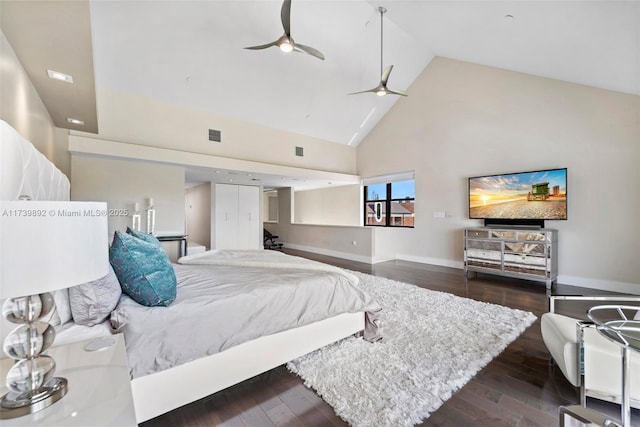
278,36,294,53
349,7,407,97
245,0,324,60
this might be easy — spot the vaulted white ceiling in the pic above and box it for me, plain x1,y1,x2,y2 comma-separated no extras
2,0,638,188
89,0,640,148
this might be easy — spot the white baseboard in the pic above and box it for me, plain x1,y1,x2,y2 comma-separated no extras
283,243,374,264
395,254,464,270
396,256,639,294
557,275,639,295
285,245,639,294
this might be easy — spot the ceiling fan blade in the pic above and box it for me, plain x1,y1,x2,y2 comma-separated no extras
281,0,291,36
294,43,325,60
348,88,378,95
381,65,393,85
386,88,408,97
244,41,278,50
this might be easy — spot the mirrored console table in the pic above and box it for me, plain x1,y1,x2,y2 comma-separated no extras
464,227,558,289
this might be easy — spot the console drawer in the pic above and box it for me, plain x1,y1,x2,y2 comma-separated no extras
466,229,489,238
466,239,501,251
516,231,549,242
492,230,515,239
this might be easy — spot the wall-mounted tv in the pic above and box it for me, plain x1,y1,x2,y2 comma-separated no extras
469,168,567,226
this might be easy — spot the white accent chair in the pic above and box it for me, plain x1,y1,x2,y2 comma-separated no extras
541,296,640,425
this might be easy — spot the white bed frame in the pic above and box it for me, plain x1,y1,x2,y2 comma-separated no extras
1,120,366,423
132,311,364,422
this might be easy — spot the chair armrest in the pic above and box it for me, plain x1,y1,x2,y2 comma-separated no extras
559,405,621,427
549,295,640,313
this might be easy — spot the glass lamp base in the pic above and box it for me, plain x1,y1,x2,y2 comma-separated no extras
0,377,67,419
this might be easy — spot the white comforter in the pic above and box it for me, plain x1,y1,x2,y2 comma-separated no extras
112,250,381,379
179,249,359,282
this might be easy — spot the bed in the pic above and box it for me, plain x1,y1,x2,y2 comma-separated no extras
0,120,381,423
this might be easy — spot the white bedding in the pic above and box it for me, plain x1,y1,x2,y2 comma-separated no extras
113,255,381,379
179,249,359,282
53,321,112,347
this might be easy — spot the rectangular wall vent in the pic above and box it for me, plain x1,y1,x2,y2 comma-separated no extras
208,128,222,142
295,146,304,157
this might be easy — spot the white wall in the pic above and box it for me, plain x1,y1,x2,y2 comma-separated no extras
71,155,185,260
263,190,278,223
77,87,357,175
185,182,211,249
266,188,374,263
0,30,70,176
357,57,640,292
294,185,361,226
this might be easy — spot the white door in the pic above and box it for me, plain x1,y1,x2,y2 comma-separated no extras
238,185,260,249
214,184,239,249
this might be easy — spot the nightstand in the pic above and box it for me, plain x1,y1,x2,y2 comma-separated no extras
0,334,136,426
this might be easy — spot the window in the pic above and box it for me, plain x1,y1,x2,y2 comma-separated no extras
364,176,415,227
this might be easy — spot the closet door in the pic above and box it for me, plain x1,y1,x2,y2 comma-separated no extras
237,185,260,249
214,184,239,249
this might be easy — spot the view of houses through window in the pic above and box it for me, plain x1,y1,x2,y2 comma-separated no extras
364,179,415,227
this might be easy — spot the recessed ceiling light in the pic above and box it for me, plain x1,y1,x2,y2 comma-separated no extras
47,70,73,83
66,117,84,125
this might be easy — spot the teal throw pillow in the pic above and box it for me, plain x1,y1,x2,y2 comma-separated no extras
109,230,176,307
126,227,162,247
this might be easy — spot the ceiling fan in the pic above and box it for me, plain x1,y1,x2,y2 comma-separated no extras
350,7,407,97
244,0,324,61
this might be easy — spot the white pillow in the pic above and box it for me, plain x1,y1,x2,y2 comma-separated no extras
69,265,122,326
50,289,72,326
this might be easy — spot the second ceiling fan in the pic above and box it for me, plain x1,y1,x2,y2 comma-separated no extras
350,7,407,97
245,0,324,61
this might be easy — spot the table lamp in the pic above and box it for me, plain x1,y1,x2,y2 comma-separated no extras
0,201,108,419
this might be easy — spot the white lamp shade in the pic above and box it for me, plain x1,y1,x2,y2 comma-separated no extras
0,201,108,299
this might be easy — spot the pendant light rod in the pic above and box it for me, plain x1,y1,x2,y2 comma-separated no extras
379,7,387,78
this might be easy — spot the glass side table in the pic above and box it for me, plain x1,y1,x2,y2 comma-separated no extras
587,305,640,427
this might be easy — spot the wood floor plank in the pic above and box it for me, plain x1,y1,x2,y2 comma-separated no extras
446,393,517,427
454,386,522,425
266,403,305,427
140,248,639,427
498,395,558,426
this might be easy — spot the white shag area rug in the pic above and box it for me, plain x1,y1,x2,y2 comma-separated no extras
287,271,537,427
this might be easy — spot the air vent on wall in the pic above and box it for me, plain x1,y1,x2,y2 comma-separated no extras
208,128,222,143
295,146,304,157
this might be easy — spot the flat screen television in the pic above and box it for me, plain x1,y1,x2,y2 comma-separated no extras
468,168,567,227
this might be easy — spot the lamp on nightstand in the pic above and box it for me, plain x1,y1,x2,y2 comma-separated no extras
0,200,108,419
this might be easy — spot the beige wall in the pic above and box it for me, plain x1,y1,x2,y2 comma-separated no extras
357,57,640,291
80,87,357,175
294,185,361,226
265,187,374,263
0,30,70,176
263,190,278,223
71,155,186,260
185,182,211,249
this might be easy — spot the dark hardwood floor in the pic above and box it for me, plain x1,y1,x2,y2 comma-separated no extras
141,249,638,427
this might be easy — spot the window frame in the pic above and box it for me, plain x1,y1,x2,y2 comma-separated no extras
364,181,415,228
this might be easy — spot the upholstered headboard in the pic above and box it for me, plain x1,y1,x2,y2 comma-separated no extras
0,121,75,350
0,120,70,201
